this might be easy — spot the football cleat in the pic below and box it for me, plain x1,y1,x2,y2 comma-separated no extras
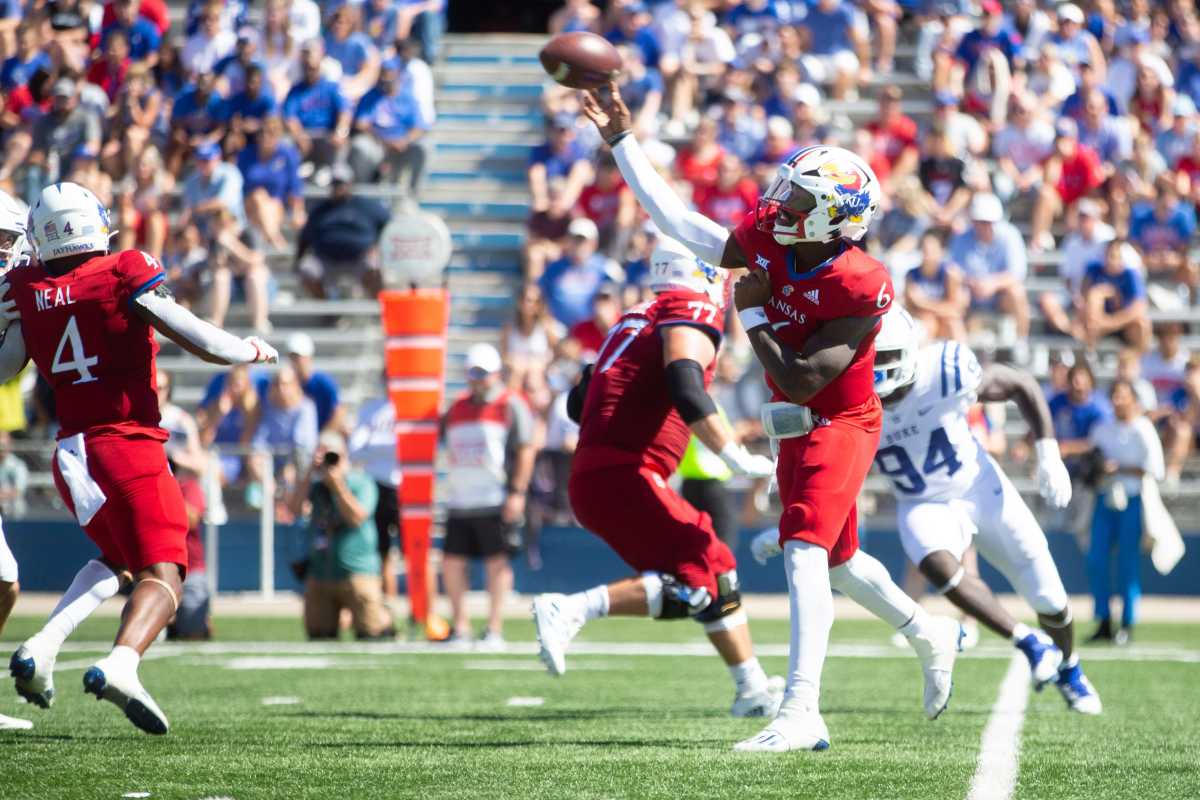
10,639,57,709
731,675,785,718
960,620,980,650
82,657,169,735
532,594,585,677
1055,661,1102,715
906,616,961,720
733,696,830,752
0,712,32,730
475,631,506,653
1015,631,1063,689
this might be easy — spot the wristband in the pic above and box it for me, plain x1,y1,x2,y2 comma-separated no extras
605,129,632,148
738,306,770,331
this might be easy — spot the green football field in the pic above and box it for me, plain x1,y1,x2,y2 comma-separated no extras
0,614,1197,800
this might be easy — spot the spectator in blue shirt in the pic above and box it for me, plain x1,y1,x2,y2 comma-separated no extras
237,114,305,252
528,112,593,213
180,141,245,239
296,164,391,297
247,364,320,506
948,193,1031,339
1079,238,1151,351
799,0,864,100
538,218,623,328
226,63,277,150
169,72,227,173
615,44,663,138
1048,361,1111,465
287,333,343,432
904,230,968,342
1,23,51,91
324,4,380,102
953,0,1017,76
283,39,351,180
102,0,162,66
348,60,430,193
214,33,263,98
1128,178,1197,284
605,3,662,69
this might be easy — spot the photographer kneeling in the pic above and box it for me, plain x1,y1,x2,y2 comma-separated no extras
290,433,395,640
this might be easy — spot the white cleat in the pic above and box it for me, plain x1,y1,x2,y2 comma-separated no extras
474,631,506,653
731,675,785,718
906,616,962,720
10,638,57,709
532,594,585,677
82,657,169,735
0,712,32,730
733,696,830,752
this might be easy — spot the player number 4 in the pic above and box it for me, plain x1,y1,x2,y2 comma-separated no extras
51,316,99,385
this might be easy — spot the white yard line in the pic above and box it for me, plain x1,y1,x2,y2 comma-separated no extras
966,655,1032,800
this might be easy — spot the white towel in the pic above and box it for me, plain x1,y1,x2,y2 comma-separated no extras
1141,476,1185,576
55,434,107,525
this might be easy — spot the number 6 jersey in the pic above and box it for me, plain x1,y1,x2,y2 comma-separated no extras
875,341,985,502
6,250,168,440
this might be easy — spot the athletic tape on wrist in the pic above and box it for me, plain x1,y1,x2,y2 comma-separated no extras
738,307,770,331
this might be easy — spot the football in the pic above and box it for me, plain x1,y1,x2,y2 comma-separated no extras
539,31,622,89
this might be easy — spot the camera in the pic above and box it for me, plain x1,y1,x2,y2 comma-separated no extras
322,451,341,467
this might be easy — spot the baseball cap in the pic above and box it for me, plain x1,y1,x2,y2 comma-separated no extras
1077,198,1101,217
980,0,1002,15
195,142,222,161
568,217,599,240
51,77,76,97
1057,3,1084,23
330,162,354,184
970,193,1004,223
465,343,502,375
794,83,821,107
1055,117,1078,139
287,332,315,358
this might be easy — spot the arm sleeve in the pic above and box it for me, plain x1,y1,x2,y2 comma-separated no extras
134,287,260,363
610,135,730,266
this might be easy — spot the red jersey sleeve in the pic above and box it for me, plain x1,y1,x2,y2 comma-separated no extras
115,250,167,305
653,291,724,346
837,250,895,319
732,211,759,267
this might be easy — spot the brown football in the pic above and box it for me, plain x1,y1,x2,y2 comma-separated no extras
539,32,623,89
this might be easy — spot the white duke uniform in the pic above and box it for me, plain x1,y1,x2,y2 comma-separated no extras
876,342,1068,615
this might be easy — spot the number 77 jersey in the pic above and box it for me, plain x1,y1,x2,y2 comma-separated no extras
6,250,169,441
875,341,986,501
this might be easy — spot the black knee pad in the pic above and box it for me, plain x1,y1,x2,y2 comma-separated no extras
693,570,742,623
656,573,712,619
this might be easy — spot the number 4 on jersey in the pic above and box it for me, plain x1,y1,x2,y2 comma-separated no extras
874,427,961,495
52,316,99,384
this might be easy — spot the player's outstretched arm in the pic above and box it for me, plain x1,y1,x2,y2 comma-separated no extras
661,325,773,477
581,81,744,269
978,362,1071,508
0,322,28,383
734,270,875,405
132,284,279,366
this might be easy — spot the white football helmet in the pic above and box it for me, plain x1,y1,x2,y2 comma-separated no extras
27,182,112,262
0,190,28,272
647,235,725,303
756,145,881,245
873,304,921,399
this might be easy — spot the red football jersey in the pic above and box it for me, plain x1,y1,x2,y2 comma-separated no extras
731,211,893,421
575,289,723,477
7,249,168,440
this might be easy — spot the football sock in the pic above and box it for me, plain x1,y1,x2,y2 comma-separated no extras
783,540,833,710
728,657,769,695
829,550,919,630
32,560,120,651
1012,622,1034,643
579,586,609,621
105,645,141,673
897,606,933,639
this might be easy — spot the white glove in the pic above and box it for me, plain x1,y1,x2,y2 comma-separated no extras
750,528,783,565
1035,438,1072,509
719,441,775,478
245,336,279,364
0,280,18,326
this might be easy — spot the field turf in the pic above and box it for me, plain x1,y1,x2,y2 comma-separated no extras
0,614,1196,800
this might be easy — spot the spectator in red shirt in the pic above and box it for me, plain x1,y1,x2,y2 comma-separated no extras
865,85,919,190
567,284,621,361
674,117,724,191
694,154,758,229
1031,117,1105,251
524,177,574,279
87,26,132,101
576,154,635,257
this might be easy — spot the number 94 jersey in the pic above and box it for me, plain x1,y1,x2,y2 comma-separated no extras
875,341,985,501
6,250,168,441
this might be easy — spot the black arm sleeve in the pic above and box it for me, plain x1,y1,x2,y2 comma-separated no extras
566,363,594,424
664,359,717,424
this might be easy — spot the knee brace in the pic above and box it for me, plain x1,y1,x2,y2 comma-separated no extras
642,572,711,620
694,570,743,630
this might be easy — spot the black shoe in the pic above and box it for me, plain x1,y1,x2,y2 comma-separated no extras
1113,627,1132,646
1086,619,1113,643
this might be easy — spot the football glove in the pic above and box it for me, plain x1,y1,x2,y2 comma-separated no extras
1035,438,1072,509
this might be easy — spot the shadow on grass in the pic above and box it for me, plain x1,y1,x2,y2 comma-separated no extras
275,707,720,723
309,738,722,750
